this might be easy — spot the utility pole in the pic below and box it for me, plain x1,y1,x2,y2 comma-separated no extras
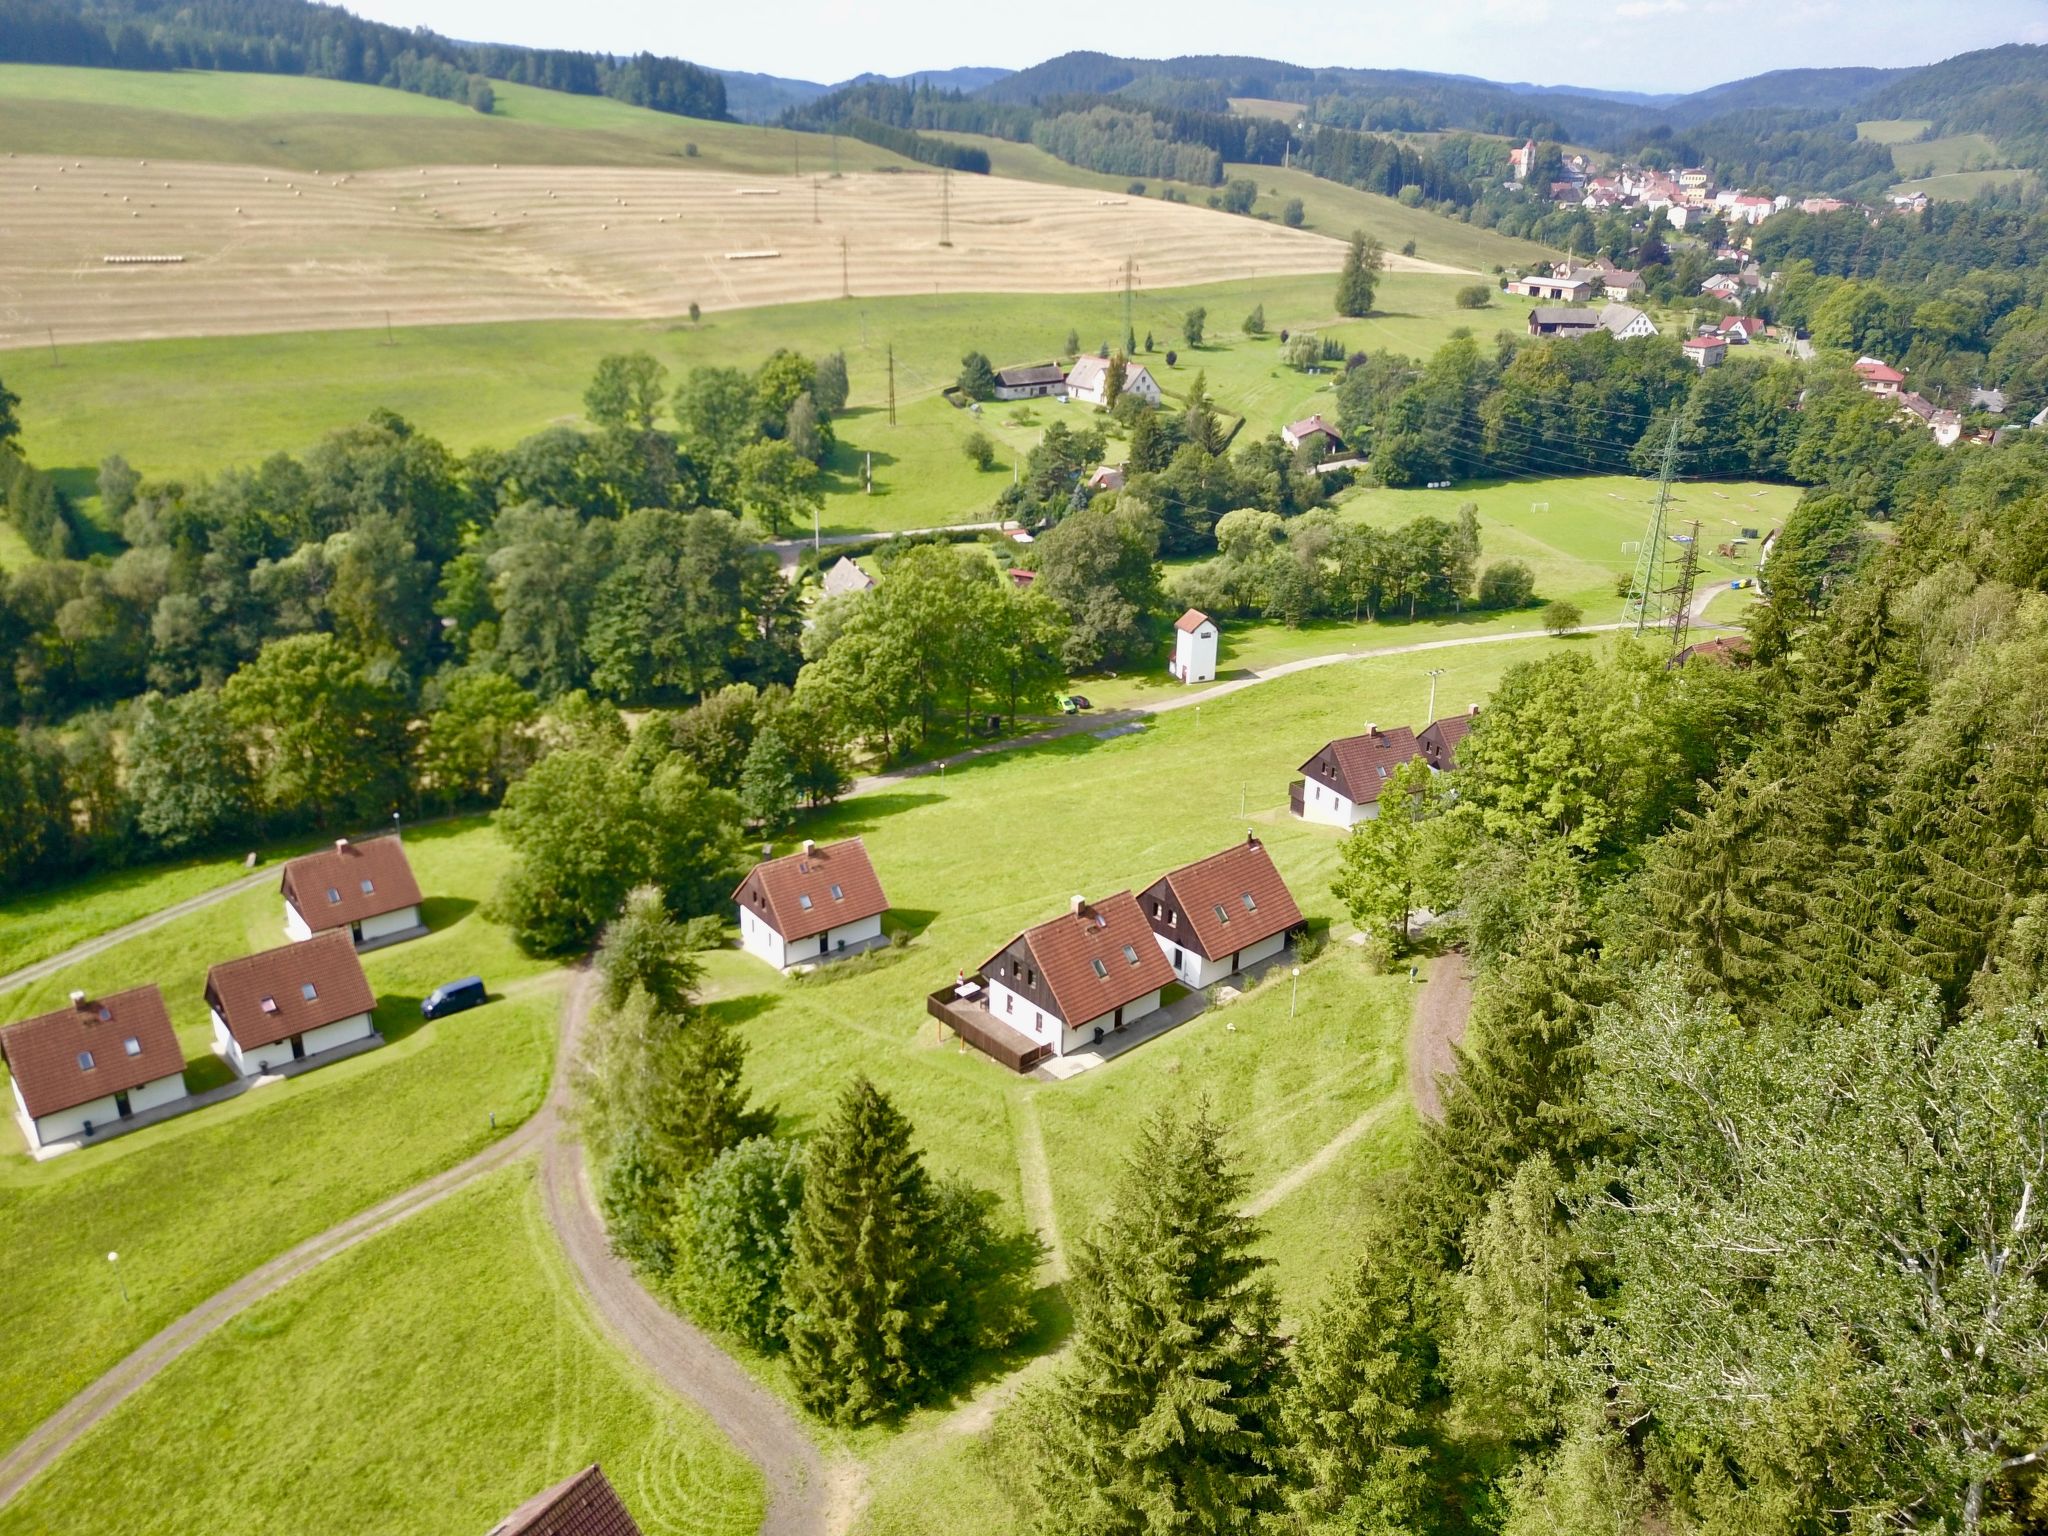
939,170,952,247
1626,416,1683,634
384,310,394,347
886,345,896,427
1122,255,1136,351
1665,518,1702,655
792,130,801,175
45,327,59,366
812,176,820,224
831,132,840,177
839,236,849,299
1424,667,1447,723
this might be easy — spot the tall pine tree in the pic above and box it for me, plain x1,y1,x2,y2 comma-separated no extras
782,1075,950,1424
1008,1102,1286,1534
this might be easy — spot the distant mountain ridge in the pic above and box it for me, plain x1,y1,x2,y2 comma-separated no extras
718,64,1012,121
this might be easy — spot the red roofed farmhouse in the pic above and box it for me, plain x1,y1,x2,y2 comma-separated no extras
1291,724,1425,827
280,835,426,951
733,837,890,969
487,1464,642,1536
206,930,380,1077
2,985,189,1149
980,889,1177,1058
1140,833,1304,989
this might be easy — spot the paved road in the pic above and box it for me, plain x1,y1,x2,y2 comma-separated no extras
0,972,839,1536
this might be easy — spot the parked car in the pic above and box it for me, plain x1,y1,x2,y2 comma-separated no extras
421,976,487,1019
1059,694,1093,714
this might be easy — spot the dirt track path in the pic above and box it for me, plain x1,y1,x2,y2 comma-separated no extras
0,864,280,995
0,971,843,1536
1408,952,1474,1121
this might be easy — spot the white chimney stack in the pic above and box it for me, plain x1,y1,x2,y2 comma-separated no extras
334,837,349,852
69,990,87,1007
1469,703,1481,716
1366,721,1379,737
803,839,816,857
1071,893,1086,916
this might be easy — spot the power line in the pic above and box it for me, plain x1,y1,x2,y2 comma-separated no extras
1626,416,1684,635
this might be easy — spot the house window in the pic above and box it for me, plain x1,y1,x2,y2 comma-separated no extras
1213,903,1230,926
798,893,813,910
1005,992,1013,1014
77,1050,95,1071
830,884,843,901
123,1037,142,1056
1122,944,1139,966
1377,764,1388,778
1035,1011,1044,1029
260,996,278,1014
360,879,375,895
1241,893,1257,912
96,1006,112,1022
301,982,318,1001
1091,958,1108,979
326,887,342,904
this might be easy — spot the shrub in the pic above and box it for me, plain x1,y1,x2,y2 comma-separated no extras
1244,304,1266,336
1282,197,1305,228
1455,284,1493,310
1479,560,1536,609
1182,307,1207,346
684,142,699,158
671,1135,806,1349
1221,177,1258,215
1401,238,1418,256
1128,180,1147,196
1165,349,1179,367
1544,599,1584,635
962,430,997,471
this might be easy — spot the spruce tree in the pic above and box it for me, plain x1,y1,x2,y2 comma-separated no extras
1335,228,1384,317
1012,1102,1286,1534
782,1076,949,1424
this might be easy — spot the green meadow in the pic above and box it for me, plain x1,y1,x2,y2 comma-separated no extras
0,64,915,176
0,817,562,1453
12,271,1530,537
0,1168,764,1536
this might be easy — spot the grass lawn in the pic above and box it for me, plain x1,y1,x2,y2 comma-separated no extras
1857,118,1935,144
1890,167,2037,201
15,271,1505,539
0,1167,763,1536
0,64,917,178
0,818,562,1455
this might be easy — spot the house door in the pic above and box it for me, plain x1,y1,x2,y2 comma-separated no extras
1113,1005,1124,1029
291,1034,307,1061
350,921,364,944
115,1090,133,1119
820,934,830,956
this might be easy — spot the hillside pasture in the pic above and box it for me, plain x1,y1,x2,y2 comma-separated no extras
1856,118,1935,144
10,270,1497,537
0,64,910,178
1890,167,2037,201
0,151,1356,349
0,1169,764,1536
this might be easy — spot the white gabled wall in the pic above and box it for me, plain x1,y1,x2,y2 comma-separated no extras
987,976,1055,1045
736,904,790,969
738,906,884,970
283,900,315,942
303,1011,376,1056
1298,778,1375,827
1153,929,1288,989
15,1069,190,1148
358,905,424,944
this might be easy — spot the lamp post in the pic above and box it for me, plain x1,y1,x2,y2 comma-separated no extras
1424,667,1448,722
1289,965,1301,1024
108,1250,127,1303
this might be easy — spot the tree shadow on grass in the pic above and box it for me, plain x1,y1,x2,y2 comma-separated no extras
183,1054,238,1095
374,992,428,1046
807,790,945,836
818,437,897,498
419,895,478,932
703,991,779,1031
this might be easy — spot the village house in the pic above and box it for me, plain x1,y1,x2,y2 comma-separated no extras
487,1464,643,1536
1085,465,1126,493
733,837,890,969
820,556,876,598
1139,833,1304,989
1509,138,1538,181
2,985,189,1149
1065,355,1162,409
281,836,426,951
1700,273,1745,301
1600,268,1645,300
206,931,379,1078
1599,303,1659,339
1281,413,1345,454
1683,334,1729,369
1418,705,1480,771
1291,723,1425,826
978,890,1178,1058
1171,607,1218,683
991,363,1066,401
1855,358,1905,397
1717,314,1769,344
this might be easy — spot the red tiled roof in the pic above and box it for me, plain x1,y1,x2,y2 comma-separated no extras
281,836,423,933
206,931,376,1051
488,1465,643,1536
1,985,185,1119
1855,359,1904,382
1298,726,1423,806
733,838,889,943
1141,836,1303,962
1175,608,1213,633
983,890,1176,1027
1418,710,1475,770
1684,335,1728,350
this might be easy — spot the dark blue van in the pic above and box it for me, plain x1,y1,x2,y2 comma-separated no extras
422,977,487,1019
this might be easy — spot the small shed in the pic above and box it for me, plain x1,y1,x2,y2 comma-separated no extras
1172,608,1218,684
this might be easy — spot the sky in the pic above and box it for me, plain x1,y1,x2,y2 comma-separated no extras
341,0,2047,93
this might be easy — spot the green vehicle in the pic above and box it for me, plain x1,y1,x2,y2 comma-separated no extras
1058,694,1092,715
